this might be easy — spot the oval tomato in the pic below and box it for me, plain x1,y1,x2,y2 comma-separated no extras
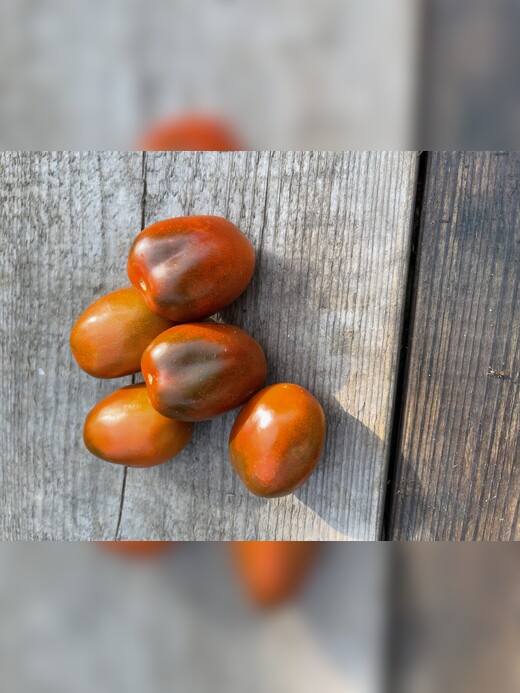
142,323,267,421
231,541,318,608
229,383,326,497
84,383,193,467
127,216,255,322
70,287,173,378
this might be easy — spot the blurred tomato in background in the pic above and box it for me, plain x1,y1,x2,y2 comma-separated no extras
99,541,176,558
138,114,243,151
230,541,319,608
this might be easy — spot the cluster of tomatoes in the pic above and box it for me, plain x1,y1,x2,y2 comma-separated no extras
71,215,326,498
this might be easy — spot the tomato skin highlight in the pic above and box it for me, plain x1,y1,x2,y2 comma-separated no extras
231,541,318,608
70,287,174,379
83,383,193,467
142,323,267,422
229,383,326,497
127,215,255,322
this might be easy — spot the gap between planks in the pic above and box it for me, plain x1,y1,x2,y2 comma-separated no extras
381,151,429,540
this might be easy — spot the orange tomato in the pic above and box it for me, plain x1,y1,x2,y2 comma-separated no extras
70,287,173,378
229,384,326,497
137,114,242,151
231,541,318,608
84,383,193,467
142,323,267,421
127,216,255,322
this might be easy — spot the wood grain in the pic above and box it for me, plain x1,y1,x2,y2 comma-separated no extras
389,151,520,540
0,152,144,539
118,151,418,540
0,151,417,540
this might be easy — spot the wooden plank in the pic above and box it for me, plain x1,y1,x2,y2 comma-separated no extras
0,151,144,539
118,151,418,540
390,152,520,540
1,151,417,540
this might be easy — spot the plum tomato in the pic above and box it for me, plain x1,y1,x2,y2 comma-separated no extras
127,215,255,322
141,322,267,421
70,287,173,378
229,383,326,497
83,383,193,467
231,541,318,608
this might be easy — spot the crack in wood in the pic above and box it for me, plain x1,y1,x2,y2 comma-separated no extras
114,466,128,540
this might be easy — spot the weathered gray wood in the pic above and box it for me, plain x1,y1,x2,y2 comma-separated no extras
118,151,418,540
0,151,144,539
390,152,520,540
1,151,417,540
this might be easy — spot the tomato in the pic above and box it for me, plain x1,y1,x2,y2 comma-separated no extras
70,287,173,379
99,541,175,559
231,541,318,608
84,383,193,467
127,216,255,322
229,383,326,497
142,323,267,421
137,114,242,151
